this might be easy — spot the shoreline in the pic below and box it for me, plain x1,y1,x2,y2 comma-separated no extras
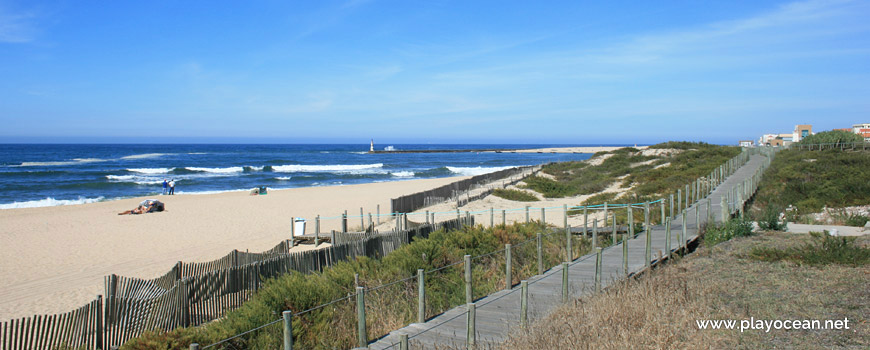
0,175,470,320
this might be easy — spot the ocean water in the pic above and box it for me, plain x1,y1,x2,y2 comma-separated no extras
0,144,600,209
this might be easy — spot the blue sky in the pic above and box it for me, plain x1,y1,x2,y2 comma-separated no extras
1,0,869,144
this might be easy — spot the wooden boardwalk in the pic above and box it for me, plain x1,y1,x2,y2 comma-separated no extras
369,154,769,349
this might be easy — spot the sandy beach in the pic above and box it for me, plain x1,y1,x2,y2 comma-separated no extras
0,176,469,320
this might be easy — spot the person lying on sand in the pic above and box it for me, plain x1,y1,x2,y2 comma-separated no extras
118,199,165,215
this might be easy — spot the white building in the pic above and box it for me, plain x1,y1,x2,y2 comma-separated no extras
853,123,870,141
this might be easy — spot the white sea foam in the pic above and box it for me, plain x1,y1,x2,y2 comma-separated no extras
272,163,384,173
391,171,415,177
0,196,106,209
350,151,368,154
106,175,163,185
245,166,265,171
18,158,108,167
186,166,245,173
446,166,514,176
128,168,174,174
275,176,292,181
120,153,169,160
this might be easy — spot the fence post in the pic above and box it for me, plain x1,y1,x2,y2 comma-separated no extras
467,303,476,350
377,204,380,225
417,269,425,323
342,211,348,233
315,215,320,246
541,207,546,224
622,234,628,275
720,197,728,222
426,210,430,225
490,208,494,228
685,184,690,209
611,211,617,245
505,244,512,290
592,220,598,249
660,199,665,225
502,209,506,226
330,230,337,246
290,216,295,239
360,207,365,231
644,201,650,233
180,278,190,327
603,202,608,227
457,209,461,222
283,310,293,350
628,205,634,237
356,286,366,348
465,255,472,304
525,206,530,223
97,294,104,350
595,247,603,293
669,193,675,219
566,225,572,262
707,198,713,224
645,220,652,269
677,189,682,213
561,262,569,303
400,334,409,350
583,206,588,236
536,233,543,275
563,204,568,230
681,210,688,255
665,217,671,259
520,280,529,328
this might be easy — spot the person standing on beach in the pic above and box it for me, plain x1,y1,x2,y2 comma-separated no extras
169,179,176,195
162,179,168,195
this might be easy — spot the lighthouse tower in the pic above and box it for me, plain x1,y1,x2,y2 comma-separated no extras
370,139,374,152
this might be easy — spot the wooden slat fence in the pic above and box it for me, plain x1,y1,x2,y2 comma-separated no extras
1,296,102,350
1,216,473,349
391,166,537,213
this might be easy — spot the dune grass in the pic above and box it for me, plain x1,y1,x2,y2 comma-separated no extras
523,142,740,201
499,232,870,350
751,148,870,221
491,188,539,202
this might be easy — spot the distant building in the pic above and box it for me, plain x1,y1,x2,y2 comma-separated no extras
853,123,870,141
758,134,778,146
738,140,754,147
793,124,813,142
768,138,784,147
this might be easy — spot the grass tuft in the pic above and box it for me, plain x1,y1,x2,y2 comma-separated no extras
492,188,539,202
748,231,870,266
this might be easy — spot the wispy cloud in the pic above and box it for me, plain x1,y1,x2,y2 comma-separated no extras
0,5,37,43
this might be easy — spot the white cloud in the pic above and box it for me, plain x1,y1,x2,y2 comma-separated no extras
0,6,37,43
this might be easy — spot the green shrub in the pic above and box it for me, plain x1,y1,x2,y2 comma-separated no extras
703,218,754,247
749,231,870,266
492,189,539,202
843,213,870,227
798,130,864,145
756,205,787,231
753,149,870,216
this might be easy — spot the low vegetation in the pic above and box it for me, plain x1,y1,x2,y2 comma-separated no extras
492,188,539,202
797,129,865,145
749,231,870,266
501,232,870,349
702,218,754,248
122,222,593,350
523,142,740,202
751,148,870,221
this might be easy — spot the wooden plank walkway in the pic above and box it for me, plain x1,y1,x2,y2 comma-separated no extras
369,154,768,349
